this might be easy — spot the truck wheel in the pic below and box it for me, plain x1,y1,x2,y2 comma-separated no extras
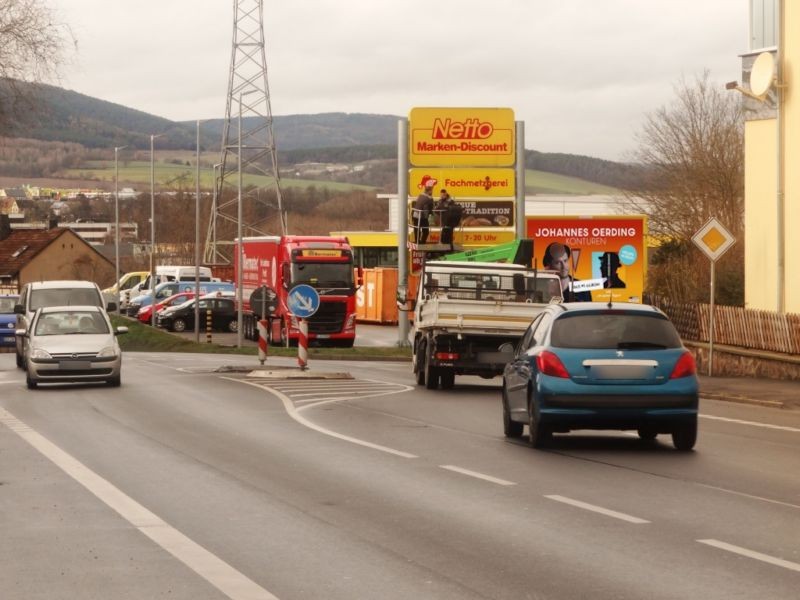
440,369,455,390
424,349,439,390
415,343,426,386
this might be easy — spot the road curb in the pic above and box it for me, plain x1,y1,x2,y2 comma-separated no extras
700,393,785,409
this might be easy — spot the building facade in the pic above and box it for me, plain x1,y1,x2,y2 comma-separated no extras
742,0,799,311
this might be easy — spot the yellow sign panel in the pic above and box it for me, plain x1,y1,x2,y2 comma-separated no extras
301,249,342,257
409,168,515,198
409,107,515,167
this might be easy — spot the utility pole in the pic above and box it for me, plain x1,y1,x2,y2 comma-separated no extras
204,0,285,265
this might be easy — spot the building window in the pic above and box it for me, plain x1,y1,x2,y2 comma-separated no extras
751,0,777,50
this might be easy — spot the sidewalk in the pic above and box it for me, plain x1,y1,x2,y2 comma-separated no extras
699,374,800,410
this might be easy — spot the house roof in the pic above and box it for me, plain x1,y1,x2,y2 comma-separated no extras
0,228,112,278
0,198,18,213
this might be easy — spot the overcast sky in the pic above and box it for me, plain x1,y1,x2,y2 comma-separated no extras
55,1,749,162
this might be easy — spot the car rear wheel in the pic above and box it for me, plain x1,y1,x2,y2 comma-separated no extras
171,318,187,333
227,318,238,333
672,419,697,451
637,427,658,441
528,399,551,449
502,387,523,438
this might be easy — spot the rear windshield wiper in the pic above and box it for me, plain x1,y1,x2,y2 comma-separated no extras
617,341,668,349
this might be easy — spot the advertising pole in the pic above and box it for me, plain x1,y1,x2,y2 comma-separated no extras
515,121,525,241
397,118,410,347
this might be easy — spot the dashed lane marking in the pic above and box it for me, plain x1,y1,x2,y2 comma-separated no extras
544,495,650,524
439,465,516,486
698,539,800,573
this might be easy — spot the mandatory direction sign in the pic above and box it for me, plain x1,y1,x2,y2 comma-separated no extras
287,284,320,318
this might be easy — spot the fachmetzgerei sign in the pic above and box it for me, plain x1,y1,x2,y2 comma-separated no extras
408,107,515,167
408,167,515,198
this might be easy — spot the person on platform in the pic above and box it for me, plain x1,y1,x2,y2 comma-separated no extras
413,177,436,244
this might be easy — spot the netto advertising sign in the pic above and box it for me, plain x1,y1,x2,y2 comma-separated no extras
409,107,515,167
409,167,515,198
526,215,648,303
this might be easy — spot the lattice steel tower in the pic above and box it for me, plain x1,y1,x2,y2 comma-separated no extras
204,0,285,264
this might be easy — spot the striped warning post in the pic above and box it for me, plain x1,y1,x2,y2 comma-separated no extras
206,309,213,343
257,319,269,365
298,319,308,370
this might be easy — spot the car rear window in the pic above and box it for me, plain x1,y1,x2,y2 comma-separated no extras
30,288,102,310
550,312,682,349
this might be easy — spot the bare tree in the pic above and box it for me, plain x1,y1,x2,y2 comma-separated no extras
624,72,745,304
0,0,73,131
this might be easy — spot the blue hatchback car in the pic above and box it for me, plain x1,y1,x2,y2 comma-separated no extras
502,302,699,450
0,294,19,349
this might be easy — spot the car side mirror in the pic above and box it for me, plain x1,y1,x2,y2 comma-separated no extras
115,326,129,336
14,304,23,314
15,329,27,337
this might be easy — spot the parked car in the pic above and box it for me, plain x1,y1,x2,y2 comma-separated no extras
14,280,113,369
157,297,238,333
0,294,19,349
502,302,699,450
18,305,127,389
137,291,196,324
128,281,234,317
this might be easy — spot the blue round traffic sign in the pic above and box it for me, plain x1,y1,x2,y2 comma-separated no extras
287,284,320,318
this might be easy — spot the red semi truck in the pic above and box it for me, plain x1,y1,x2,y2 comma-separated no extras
236,235,361,347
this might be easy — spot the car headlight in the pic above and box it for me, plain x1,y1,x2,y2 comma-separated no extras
97,345,119,358
30,347,52,360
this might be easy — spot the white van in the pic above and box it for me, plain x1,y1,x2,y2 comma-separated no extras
133,266,215,297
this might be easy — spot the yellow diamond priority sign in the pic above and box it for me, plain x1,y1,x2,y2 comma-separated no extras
692,217,735,262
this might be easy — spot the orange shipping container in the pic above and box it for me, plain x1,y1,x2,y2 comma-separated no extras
356,268,399,324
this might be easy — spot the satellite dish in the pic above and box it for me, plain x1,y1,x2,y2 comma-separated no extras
750,52,775,98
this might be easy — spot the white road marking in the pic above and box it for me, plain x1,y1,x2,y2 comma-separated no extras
698,539,800,573
439,465,516,486
700,414,800,433
227,378,418,459
0,407,280,600
544,495,650,524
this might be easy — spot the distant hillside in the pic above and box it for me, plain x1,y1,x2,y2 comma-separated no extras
1,79,643,190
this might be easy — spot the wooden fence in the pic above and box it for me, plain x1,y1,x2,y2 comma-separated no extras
648,296,800,355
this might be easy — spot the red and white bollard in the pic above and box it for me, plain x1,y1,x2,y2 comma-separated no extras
297,318,308,370
257,319,269,365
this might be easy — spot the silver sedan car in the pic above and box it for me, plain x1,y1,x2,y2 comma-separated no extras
19,305,128,389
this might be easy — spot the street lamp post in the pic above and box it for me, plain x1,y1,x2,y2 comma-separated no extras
150,133,164,327
114,145,127,314
194,119,204,342
237,90,258,348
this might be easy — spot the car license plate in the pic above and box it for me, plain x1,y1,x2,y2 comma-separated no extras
59,361,91,370
315,334,330,339
2,336,14,343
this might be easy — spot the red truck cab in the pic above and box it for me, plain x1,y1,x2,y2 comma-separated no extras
237,235,361,347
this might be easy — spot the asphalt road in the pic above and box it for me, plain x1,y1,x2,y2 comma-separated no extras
2,352,799,599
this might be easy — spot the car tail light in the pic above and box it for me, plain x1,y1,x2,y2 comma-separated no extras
670,351,697,379
435,352,459,360
536,351,570,378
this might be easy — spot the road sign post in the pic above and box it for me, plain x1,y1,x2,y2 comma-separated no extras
692,217,736,376
287,284,320,371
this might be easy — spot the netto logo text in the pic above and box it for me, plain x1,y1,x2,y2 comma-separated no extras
432,118,494,140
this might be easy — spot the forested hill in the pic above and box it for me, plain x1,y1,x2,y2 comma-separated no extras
2,80,642,189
